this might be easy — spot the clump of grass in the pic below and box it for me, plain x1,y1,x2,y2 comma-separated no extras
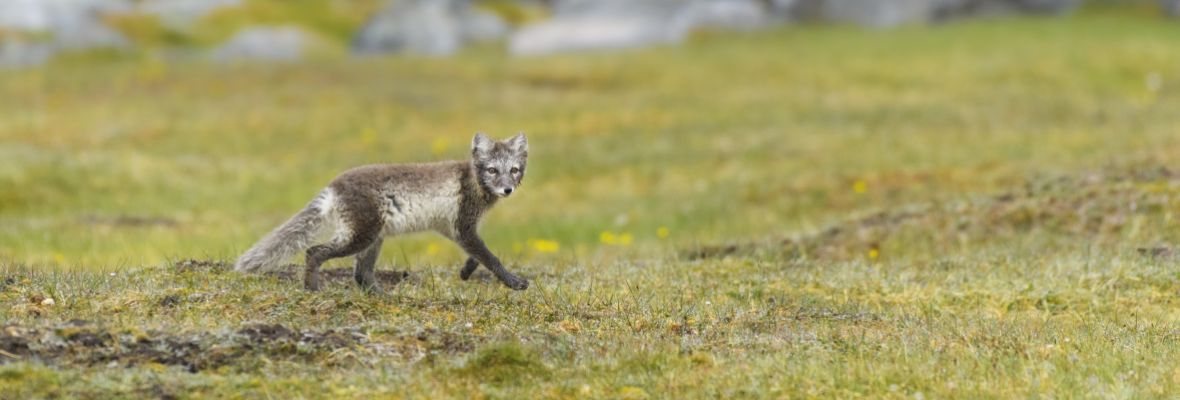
458,342,549,384
104,14,194,48
0,365,63,398
477,0,550,26
192,0,382,46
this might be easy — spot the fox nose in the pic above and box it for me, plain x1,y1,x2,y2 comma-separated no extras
502,188,513,195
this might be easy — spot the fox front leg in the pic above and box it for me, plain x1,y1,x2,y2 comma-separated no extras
459,257,480,280
455,229,528,290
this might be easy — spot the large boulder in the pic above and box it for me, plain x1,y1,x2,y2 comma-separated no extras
211,26,308,62
352,0,509,56
510,0,769,55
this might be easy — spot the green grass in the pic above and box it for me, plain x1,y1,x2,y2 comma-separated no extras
2,11,1180,398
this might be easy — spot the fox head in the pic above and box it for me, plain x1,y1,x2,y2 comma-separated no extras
472,132,528,198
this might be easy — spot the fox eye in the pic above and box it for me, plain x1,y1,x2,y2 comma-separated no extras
486,167,498,175
510,167,520,174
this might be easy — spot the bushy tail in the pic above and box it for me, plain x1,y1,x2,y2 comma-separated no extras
234,192,332,273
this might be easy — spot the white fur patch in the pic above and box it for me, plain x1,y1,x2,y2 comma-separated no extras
311,187,345,244
381,181,462,238
314,188,336,216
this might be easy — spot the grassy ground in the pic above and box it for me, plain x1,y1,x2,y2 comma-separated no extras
2,10,1180,399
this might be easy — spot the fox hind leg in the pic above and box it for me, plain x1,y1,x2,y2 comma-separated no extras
354,237,384,292
305,220,382,291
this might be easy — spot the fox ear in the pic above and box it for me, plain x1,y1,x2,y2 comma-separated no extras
472,132,494,155
505,132,528,154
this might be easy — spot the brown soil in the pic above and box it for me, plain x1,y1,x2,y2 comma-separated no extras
172,259,411,287
686,166,1180,261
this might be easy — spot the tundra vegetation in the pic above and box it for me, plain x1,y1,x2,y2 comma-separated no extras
2,8,1180,399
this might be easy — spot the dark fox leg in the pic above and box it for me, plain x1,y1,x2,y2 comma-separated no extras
354,237,384,292
305,222,382,291
454,228,527,290
459,257,480,280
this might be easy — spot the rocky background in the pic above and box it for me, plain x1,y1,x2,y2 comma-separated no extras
0,0,1173,67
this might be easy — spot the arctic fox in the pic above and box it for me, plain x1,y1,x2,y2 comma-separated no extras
233,133,530,292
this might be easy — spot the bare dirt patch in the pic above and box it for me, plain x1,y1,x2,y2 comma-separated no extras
172,259,411,287
0,320,361,371
0,320,474,372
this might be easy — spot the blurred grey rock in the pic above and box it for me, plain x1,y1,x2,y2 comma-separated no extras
352,0,508,56
523,0,1085,41
53,20,130,50
511,0,770,55
764,0,795,19
816,0,933,27
1007,0,1080,14
549,0,679,16
777,0,1078,26
953,0,1079,17
677,0,769,31
0,0,131,67
211,27,307,62
0,0,131,31
1163,0,1180,17
0,41,55,68
511,0,685,55
463,7,511,43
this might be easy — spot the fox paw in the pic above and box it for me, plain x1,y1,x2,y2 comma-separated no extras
460,265,478,280
304,274,322,291
503,276,529,291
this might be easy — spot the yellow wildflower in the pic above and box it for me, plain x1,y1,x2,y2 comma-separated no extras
360,127,378,145
600,231,632,246
852,179,868,194
430,137,450,156
529,239,560,253
656,226,670,239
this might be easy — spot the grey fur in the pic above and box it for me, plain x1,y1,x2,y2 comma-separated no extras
472,132,527,197
233,133,530,292
232,190,332,273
